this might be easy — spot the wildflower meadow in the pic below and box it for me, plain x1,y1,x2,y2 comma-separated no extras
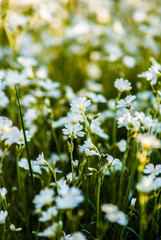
0,0,161,239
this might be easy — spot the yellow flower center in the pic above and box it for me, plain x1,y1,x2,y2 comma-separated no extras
1,127,9,134
79,105,84,111
19,138,24,142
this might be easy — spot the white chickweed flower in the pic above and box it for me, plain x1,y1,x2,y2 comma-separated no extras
114,78,132,92
0,210,8,224
0,187,7,199
137,134,161,149
70,97,91,113
143,163,161,179
56,187,84,209
116,95,136,109
33,188,55,210
102,204,127,226
62,123,85,139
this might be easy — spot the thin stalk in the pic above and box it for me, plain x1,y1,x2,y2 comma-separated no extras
123,144,139,212
14,85,35,197
51,126,61,155
112,92,121,145
118,134,130,208
70,137,74,185
46,163,60,197
96,181,101,239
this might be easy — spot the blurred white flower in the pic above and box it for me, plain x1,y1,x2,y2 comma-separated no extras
0,211,8,224
114,78,132,92
38,222,61,238
136,176,154,193
123,56,136,68
65,232,87,240
10,224,22,232
137,134,161,149
56,187,84,209
102,204,127,226
0,187,7,199
39,207,58,222
143,163,161,179
33,188,55,210
116,95,136,108
3,128,31,145
117,139,127,152
138,61,161,85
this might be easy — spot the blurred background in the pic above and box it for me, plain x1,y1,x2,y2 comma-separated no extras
0,0,161,98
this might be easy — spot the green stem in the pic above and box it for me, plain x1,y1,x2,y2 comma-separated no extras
14,85,35,197
96,181,101,239
112,92,121,145
70,137,74,185
46,163,60,197
118,134,130,208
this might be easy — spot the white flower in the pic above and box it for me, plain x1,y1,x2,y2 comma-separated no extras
116,95,136,109
39,207,58,222
62,123,85,139
0,187,7,199
38,223,61,238
36,153,47,165
143,164,161,179
130,198,136,208
79,138,100,156
137,134,161,149
136,176,154,193
117,111,140,131
87,92,107,103
0,117,13,136
138,61,161,85
117,139,127,152
33,188,55,210
102,204,127,226
114,78,132,92
0,211,8,224
123,56,136,68
103,155,122,175
65,232,87,240
10,224,22,232
70,97,91,113
56,187,84,209
2,128,31,145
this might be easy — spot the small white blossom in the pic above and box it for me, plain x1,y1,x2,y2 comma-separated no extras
39,207,58,222
102,204,127,226
137,176,154,193
130,198,136,208
0,211,8,224
79,138,100,156
114,78,132,92
70,97,91,113
65,232,87,240
117,139,127,152
116,95,136,109
62,123,85,139
143,164,161,179
10,224,22,232
117,111,140,131
137,134,161,149
38,222,61,238
138,59,161,85
33,188,55,210
56,187,84,209
0,187,7,199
